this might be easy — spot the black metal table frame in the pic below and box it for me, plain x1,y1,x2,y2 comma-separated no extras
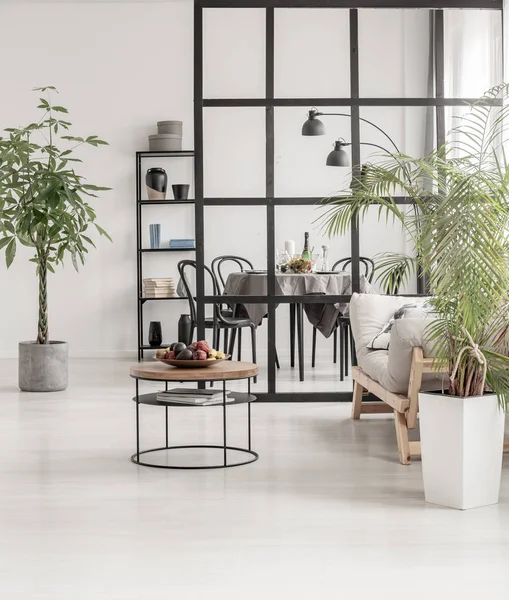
131,374,258,469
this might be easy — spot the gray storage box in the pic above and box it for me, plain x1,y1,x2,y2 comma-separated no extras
157,120,183,135
149,134,183,152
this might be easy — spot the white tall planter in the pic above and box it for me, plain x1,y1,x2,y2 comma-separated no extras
419,392,505,510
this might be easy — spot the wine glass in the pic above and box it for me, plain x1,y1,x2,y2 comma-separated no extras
276,249,290,271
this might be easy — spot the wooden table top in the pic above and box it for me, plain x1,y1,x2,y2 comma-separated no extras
130,360,259,382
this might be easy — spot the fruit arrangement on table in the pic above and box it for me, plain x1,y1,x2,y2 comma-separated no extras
281,257,314,274
155,340,228,368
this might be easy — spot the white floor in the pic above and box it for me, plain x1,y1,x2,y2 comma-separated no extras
0,359,508,599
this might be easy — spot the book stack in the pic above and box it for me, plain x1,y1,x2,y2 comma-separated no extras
156,388,234,405
169,238,195,249
143,278,177,298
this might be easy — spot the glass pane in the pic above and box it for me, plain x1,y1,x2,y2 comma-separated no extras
275,205,353,393
204,206,267,276
359,205,417,295
274,8,350,98
444,9,502,99
359,9,432,98
203,8,266,99
275,106,351,198
204,206,268,390
360,106,434,162
203,107,266,197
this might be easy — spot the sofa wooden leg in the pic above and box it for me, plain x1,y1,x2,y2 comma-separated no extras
351,380,364,420
394,410,411,465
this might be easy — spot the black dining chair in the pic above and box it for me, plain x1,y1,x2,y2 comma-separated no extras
211,254,280,369
211,255,254,291
177,260,258,381
310,256,375,381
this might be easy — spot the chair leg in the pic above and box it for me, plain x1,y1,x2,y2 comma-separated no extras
250,326,257,384
275,348,280,369
237,328,242,361
339,326,344,382
296,303,304,382
351,379,364,419
311,327,317,368
223,329,229,355
394,410,411,465
228,328,237,359
333,329,338,364
290,303,296,368
343,325,349,377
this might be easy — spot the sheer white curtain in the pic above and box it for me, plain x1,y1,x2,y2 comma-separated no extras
444,8,503,139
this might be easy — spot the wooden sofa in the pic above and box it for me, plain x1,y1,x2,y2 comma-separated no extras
349,293,509,465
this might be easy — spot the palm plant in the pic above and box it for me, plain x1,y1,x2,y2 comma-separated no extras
0,87,111,344
319,83,509,404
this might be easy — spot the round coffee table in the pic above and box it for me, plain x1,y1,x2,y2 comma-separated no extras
130,360,259,469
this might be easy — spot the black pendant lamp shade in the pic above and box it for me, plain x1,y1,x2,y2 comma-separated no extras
301,110,326,136
326,140,350,167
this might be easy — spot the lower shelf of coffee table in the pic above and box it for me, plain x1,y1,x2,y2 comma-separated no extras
133,391,256,407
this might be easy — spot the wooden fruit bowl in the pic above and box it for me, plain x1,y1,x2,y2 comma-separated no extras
155,356,230,368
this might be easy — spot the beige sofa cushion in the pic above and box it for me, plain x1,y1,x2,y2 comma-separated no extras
349,293,447,394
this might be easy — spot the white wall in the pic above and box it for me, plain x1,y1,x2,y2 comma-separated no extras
0,3,500,360
0,1,193,357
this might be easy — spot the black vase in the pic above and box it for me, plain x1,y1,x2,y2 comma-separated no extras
178,314,192,346
148,321,163,347
146,168,167,201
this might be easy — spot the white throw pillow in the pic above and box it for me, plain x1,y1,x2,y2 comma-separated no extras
367,301,430,350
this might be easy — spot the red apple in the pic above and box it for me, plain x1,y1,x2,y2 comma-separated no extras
165,350,176,360
193,350,208,360
195,340,210,353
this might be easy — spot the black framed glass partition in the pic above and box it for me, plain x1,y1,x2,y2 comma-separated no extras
193,0,504,402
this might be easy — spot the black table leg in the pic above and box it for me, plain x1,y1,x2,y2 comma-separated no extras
290,303,296,368
135,379,140,463
248,377,251,451
165,405,169,449
297,303,304,382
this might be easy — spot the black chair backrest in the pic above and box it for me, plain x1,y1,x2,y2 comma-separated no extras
177,260,223,324
211,255,254,291
332,256,375,283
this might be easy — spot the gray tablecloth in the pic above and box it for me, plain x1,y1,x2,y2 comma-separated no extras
223,272,373,338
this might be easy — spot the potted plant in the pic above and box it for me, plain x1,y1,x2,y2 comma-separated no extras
319,83,509,509
0,87,111,392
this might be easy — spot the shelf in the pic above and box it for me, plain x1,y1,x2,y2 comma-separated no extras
140,248,195,253
140,344,175,350
133,391,256,408
137,150,194,158
139,296,185,302
139,199,195,205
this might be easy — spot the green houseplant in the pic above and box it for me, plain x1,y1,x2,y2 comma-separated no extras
319,83,509,509
0,87,111,391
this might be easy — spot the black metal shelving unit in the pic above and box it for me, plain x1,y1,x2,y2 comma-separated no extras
136,150,195,359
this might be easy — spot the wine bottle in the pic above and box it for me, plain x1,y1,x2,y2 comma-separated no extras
301,232,311,261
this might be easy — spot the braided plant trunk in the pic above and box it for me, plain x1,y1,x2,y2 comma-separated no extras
37,258,49,344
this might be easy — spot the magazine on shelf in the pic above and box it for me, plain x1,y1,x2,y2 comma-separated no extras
156,388,233,404
158,396,236,406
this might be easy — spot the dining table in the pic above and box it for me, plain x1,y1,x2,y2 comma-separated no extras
223,270,374,381
223,270,373,338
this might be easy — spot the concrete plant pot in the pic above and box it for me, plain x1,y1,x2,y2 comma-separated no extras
18,341,69,392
